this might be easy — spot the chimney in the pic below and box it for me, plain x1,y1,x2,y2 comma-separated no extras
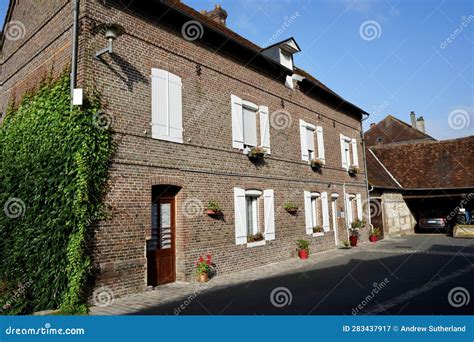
201,4,228,26
416,116,425,133
410,111,416,128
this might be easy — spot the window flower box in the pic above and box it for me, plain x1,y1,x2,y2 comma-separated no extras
348,165,359,176
309,158,324,170
247,232,264,243
245,146,267,160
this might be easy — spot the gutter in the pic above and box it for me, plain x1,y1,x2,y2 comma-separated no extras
70,0,79,105
360,113,372,229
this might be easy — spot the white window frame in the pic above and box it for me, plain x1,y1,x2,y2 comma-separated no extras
310,192,320,228
245,190,261,236
300,120,325,163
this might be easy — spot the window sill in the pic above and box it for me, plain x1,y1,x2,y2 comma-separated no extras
312,232,325,237
247,240,266,248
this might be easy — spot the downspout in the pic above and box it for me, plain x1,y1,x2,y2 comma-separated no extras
360,113,372,231
70,0,79,106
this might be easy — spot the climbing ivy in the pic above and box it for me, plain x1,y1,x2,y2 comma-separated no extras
0,73,113,314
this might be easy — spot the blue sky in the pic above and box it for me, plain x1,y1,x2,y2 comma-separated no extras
1,0,473,139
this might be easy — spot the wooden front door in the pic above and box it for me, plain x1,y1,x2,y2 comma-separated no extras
147,196,176,286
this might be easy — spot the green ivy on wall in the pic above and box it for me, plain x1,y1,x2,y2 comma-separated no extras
0,73,113,314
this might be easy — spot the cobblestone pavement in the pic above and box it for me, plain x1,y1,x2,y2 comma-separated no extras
90,234,474,315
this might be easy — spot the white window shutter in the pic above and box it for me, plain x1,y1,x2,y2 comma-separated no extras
234,188,247,245
351,138,359,166
300,120,309,161
356,193,363,220
259,105,271,153
151,68,169,139
321,192,330,232
231,95,244,149
340,134,348,169
263,189,275,241
304,191,313,234
168,73,183,143
316,126,325,162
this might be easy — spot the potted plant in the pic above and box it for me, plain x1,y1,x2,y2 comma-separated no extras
195,254,212,283
349,219,365,246
296,239,310,259
348,165,359,176
284,202,298,214
246,146,267,160
313,226,324,234
369,227,381,242
247,232,264,243
309,158,324,170
205,200,221,215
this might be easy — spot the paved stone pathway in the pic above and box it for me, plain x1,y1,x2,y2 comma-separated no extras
90,241,375,315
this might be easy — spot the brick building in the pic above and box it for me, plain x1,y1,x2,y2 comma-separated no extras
1,0,370,298
365,113,473,237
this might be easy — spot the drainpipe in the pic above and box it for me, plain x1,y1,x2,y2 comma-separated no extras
70,0,79,106
360,113,372,232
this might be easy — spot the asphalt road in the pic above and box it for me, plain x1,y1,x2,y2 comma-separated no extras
131,234,474,315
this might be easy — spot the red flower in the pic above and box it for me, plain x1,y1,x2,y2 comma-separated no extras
199,257,204,262
206,254,211,260
205,260,210,265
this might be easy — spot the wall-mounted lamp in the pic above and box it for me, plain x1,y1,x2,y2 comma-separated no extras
94,23,125,58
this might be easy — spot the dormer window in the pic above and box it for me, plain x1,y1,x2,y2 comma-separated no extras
261,37,301,70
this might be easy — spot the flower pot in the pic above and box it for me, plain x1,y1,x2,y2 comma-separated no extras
349,235,358,247
369,235,378,242
197,273,209,283
298,250,309,259
205,209,217,215
286,208,298,215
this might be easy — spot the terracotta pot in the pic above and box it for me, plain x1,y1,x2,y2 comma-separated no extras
286,208,298,215
349,235,358,247
298,250,309,259
197,273,209,283
205,209,217,215
369,235,378,242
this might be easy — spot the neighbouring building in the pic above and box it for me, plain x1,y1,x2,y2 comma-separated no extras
1,0,370,298
365,113,474,237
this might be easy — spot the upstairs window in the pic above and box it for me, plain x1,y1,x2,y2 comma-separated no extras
151,68,183,143
231,95,270,153
300,120,325,162
340,134,358,169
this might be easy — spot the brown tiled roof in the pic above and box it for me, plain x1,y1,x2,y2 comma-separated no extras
365,148,401,189
365,115,435,146
369,136,474,189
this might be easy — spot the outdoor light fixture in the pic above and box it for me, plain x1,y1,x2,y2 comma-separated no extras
94,23,125,58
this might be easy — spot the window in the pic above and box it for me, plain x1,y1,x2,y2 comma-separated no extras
345,193,362,227
234,188,275,245
151,68,183,143
340,134,358,169
231,95,270,152
304,191,330,234
300,120,325,162
245,190,261,236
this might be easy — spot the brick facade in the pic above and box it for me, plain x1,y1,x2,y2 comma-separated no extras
1,0,369,298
